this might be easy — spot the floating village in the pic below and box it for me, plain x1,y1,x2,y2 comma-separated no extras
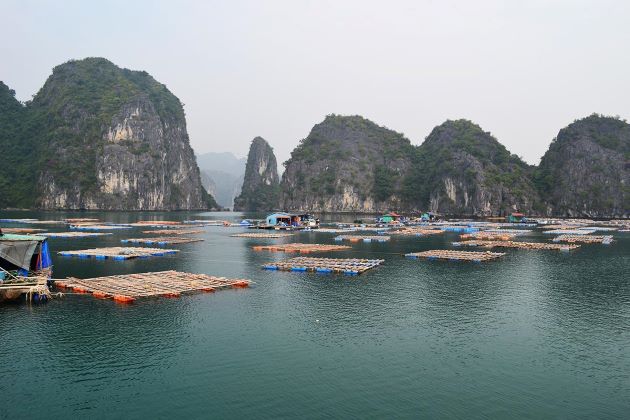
0,211,627,304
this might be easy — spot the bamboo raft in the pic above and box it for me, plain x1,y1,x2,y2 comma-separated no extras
262,257,384,275
54,270,250,303
390,228,444,236
1,228,47,234
552,235,614,244
253,243,351,253
231,232,294,238
311,228,355,233
334,235,390,243
64,218,100,224
485,229,532,235
121,237,203,245
452,240,579,251
59,247,179,260
41,232,113,238
460,232,517,241
405,250,505,262
70,224,133,231
141,229,204,235
543,229,596,235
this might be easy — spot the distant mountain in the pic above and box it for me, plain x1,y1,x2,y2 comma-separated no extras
534,114,629,218
196,152,246,209
233,137,280,211
403,119,540,216
280,115,414,212
279,114,627,217
0,58,217,210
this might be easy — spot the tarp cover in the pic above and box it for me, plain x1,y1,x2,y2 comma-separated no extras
0,238,39,270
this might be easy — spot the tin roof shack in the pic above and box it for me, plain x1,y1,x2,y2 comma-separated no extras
0,234,52,302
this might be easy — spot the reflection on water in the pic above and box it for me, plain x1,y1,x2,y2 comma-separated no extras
0,210,629,419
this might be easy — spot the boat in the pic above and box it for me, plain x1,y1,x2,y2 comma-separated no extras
0,233,53,303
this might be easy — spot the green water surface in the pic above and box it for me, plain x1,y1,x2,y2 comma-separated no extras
1,211,629,419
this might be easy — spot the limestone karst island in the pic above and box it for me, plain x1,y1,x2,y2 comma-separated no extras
1,1,629,419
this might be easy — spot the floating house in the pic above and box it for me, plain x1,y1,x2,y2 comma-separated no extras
264,213,318,229
378,212,401,223
0,234,52,302
507,212,527,223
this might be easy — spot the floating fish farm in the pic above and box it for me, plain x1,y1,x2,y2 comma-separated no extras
121,237,204,245
140,229,204,235
262,257,385,275
58,247,179,260
552,235,614,244
231,232,294,238
252,243,351,253
405,249,505,262
334,235,390,243
42,232,113,238
452,240,579,251
54,270,250,303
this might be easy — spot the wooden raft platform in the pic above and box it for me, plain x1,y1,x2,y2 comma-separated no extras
1,228,47,234
141,229,203,235
231,232,294,238
70,224,132,231
253,243,351,253
552,235,614,244
405,250,505,262
42,232,113,238
263,257,384,275
460,232,517,241
59,247,178,260
452,240,579,251
390,228,444,236
54,270,250,303
334,235,390,243
121,237,203,245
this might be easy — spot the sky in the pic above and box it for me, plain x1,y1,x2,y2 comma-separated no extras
2,0,630,166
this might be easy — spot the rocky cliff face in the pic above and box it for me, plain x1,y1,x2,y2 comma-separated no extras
280,115,413,212
29,58,215,210
404,120,540,216
0,82,29,208
535,115,629,218
233,137,280,211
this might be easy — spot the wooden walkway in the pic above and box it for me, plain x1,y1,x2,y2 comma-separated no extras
252,243,351,253
59,247,178,260
453,240,579,251
54,270,250,303
121,237,203,245
405,249,505,262
263,257,384,275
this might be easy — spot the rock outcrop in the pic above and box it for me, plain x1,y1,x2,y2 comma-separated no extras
404,120,540,216
534,114,629,218
233,137,280,211
21,58,215,210
280,115,414,212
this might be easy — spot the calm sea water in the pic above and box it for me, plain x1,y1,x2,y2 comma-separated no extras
1,211,629,419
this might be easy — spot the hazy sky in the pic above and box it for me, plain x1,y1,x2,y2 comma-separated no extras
3,0,629,165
